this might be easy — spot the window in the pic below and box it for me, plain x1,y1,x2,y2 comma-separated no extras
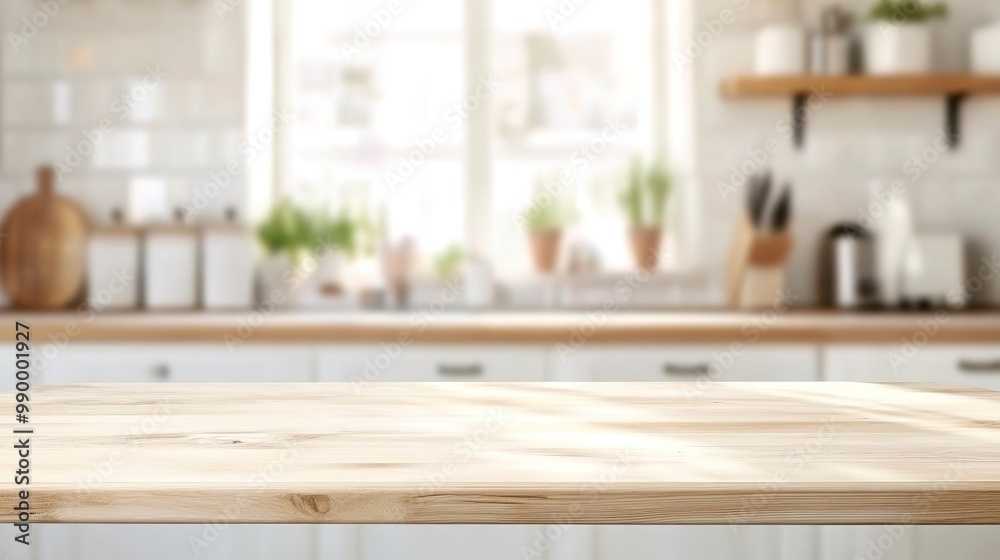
278,0,682,281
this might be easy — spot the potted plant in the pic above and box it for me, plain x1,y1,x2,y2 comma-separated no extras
257,200,377,306
309,209,377,297
865,0,947,75
520,185,576,275
433,244,466,281
619,158,672,270
256,199,318,305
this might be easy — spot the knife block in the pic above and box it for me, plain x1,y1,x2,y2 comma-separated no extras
726,214,794,309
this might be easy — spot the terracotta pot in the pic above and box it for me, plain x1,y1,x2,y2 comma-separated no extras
629,228,663,270
529,230,562,274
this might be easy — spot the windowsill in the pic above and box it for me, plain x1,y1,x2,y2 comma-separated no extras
395,268,722,311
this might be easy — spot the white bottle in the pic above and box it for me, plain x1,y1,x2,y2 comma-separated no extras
869,182,914,309
462,256,494,309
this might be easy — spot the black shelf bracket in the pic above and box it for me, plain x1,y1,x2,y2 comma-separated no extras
792,93,808,149
946,93,966,149
790,90,969,151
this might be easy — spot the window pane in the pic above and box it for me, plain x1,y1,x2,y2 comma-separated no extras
289,0,465,255
490,0,653,276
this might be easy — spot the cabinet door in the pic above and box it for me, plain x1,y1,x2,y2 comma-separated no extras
822,345,1000,560
322,344,547,383
597,526,817,560
164,344,313,382
38,524,313,560
318,344,545,560
36,343,315,560
587,345,820,560
585,345,819,382
823,344,1000,389
40,343,313,384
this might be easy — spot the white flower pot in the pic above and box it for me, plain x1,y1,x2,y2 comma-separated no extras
755,24,807,75
865,23,932,75
258,253,313,308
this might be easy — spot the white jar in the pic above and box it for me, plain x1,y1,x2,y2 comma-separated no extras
865,23,932,75
972,22,1000,74
88,226,141,310
202,225,255,310
755,24,807,75
144,226,199,309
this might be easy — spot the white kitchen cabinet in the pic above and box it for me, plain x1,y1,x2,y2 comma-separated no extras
39,343,313,384
37,525,313,560
583,345,819,383
822,345,1000,560
317,344,545,560
595,525,817,560
824,344,1000,390
36,343,314,560
321,344,547,383
575,345,821,560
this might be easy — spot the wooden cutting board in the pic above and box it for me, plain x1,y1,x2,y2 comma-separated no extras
2,382,999,524
0,166,89,309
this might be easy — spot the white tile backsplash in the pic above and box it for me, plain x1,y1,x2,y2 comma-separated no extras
1,0,247,227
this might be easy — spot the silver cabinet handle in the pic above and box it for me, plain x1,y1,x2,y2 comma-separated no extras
958,360,1000,373
662,363,710,376
437,364,484,377
154,364,171,380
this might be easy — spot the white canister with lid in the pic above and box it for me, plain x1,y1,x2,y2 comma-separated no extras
202,209,255,310
87,209,141,310
756,24,807,75
143,210,199,309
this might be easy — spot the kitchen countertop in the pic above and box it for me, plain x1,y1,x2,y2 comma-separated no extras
2,309,1000,344
4,381,998,524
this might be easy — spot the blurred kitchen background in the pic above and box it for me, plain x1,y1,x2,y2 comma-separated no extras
5,0,1000,559
1,0,998,312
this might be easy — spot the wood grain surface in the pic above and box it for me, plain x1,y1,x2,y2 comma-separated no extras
6,311,1000,344
2,382,999,525
0,166,88,309
721,74,1000,97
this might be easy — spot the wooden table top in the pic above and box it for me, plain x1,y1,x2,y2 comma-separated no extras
2,382,999,525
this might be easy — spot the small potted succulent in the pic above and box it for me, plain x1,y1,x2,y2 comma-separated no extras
619,158,672,270
520,183,577,275
865,0,947,75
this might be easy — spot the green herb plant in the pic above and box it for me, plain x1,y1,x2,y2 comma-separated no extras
256,199,316,262
619,158,672,230
869,0,947,22
258,199,379,262
433,245,466,279
520,179,578,232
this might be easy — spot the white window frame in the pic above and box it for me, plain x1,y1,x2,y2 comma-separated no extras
270,0,699,273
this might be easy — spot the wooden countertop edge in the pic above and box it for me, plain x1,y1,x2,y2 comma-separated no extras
7,485,1000,524
5,312,1000,344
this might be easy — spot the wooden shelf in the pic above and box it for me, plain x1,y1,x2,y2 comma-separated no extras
720,74,1000,149
721,74,1000,97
